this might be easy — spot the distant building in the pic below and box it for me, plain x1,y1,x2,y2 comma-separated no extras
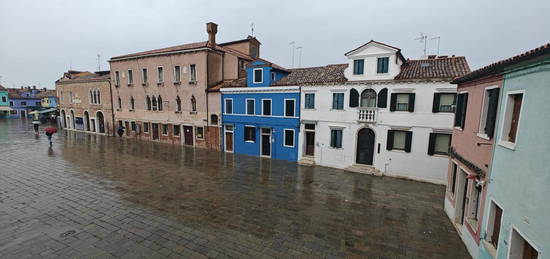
0,85,10,118
56,70,114,135
220,59,300,161
37,89,58,108
7,86,42,118
108,22,258,149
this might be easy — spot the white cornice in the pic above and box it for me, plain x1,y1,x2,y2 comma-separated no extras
220,86,299,94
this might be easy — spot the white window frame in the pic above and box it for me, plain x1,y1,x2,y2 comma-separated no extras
174,65,181,82
331,91,345,110
270,72,275,81
261,98,272,116
498,89,525,150
482,199,503,258
157,66,164,83
376,56,390,74
283,129,295,148
244,125,256,143
304,93,315,110
224,98,233,114
195,126,204,139
507,225,541,259
115,71,120,86
253,68,263,83
329,127,344,149
477,85,500,140
127,69,133,85
245,98,255,115
284,98,296,117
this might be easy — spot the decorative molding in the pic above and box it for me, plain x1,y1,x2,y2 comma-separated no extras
449,146,486,179
221,86,299,94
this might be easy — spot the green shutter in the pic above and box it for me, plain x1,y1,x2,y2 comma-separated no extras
386,130,394,150
408,93,416,112
405,131,413,153
432,93,440,113
427,133,436,155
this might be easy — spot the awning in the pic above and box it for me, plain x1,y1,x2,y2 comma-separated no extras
0,106,12,111
29,108,57,114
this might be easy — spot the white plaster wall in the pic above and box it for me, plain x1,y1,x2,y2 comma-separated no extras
459,224,480,258
444,198,457,224
298,81,456,184
343,43,402,81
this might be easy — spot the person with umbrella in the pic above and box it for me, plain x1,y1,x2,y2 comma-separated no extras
44,127,58,145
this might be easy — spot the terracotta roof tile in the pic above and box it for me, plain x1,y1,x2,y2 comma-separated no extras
56,70,110,84
111,41,209,60
272,64,348,86
36,90,57,98
395,56,470,80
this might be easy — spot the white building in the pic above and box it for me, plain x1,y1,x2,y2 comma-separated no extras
274,40,470,184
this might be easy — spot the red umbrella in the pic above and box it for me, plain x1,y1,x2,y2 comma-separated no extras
44,127,58,134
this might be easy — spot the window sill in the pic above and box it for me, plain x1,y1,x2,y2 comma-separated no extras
175,111,182,114
129,109,135,112
431,153,449,158
482,240,498,258
477,133,490,141
141,83,148,87
189,81,197,85
330,109,345,111
328,146,343,150
189,111,197,115
283,145,295,148
173,135,180,138
245,140,255,143
174,81,181,85
196,137,204,140
389,149,408,153
127,84,133,87
304,108,316,111
498,140,516,150
157,82,164,86
466,218,480,231
454,126,464,131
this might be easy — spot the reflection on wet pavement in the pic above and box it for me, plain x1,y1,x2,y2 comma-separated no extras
0,119,470,258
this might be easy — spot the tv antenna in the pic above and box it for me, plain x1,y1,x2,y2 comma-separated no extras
296,46,303,68
415,33,428,56
430,36,441,55
289,41,296,68
97,54,101,71
250,22,254,36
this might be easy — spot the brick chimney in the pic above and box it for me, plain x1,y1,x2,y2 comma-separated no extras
206,22,218,48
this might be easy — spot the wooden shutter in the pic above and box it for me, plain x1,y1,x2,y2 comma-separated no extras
377,88,388,108
427,133,436,155
508,94,523,142
405,131,413,152
454,94,464,127
491,206,502,248
349,89,359,107
432,93,441,113
461,93,468,128
485,89,500,138
408,93,416,112
389,93,397,111
386,130,394,150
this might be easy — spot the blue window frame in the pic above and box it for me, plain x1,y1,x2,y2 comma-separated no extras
377,57,389,73
332,93,344,110
304,93,315,109
353,59,364,75
330,129,343,148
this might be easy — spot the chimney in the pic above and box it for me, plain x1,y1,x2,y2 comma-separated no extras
428,55,437,59
206,22,218,48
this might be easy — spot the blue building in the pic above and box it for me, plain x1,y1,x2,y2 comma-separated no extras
0,85,10,118
220,59,300,161
7,87,42,118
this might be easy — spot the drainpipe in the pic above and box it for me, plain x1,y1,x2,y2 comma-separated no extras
107,77,116,137
205,51,210,149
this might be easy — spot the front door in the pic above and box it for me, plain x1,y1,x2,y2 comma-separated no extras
356,128,375,165
224,125,234,152
261,128,271,157
304,123,315,156
152,123,159,140
183,126,193,146
20,110,26,119
125,121,130,136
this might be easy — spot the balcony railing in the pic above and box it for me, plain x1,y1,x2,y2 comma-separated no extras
358,107,377,123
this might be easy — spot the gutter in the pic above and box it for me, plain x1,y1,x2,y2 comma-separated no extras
107,78,116,136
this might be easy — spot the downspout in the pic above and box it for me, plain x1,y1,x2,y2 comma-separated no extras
205,51,210,148
107,76,116,137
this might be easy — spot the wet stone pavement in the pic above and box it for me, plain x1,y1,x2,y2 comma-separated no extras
0,120,469,258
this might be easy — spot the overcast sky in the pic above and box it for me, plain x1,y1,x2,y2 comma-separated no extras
1,0,549,89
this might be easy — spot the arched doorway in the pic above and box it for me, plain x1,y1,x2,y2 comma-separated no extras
356,128,375,165
61,110,67,128
70,110,75,129
360,89,377,107
84,111,90,131
96,111,105,133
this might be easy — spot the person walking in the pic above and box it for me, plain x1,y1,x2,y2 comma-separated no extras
32,112,40,136
44,126,58,145
117,125,125,138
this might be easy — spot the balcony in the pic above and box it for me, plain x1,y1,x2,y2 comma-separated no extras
358,107,377,123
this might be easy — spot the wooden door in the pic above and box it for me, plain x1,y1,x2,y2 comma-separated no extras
183,126,193,146
125,121,130,136
261,128,271,157
152,123,159,140
356,128,375,165
305,131,315,156
225,132,233,152
491,206,502,247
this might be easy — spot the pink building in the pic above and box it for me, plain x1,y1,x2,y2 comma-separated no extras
444,71,503,257
108,22,259,149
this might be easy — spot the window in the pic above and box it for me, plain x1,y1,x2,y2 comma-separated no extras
285,99,295,117
391,93,414,112
239,60,246,69
387,130,412,152
500,92,523,145
146,96,151,111
486,201,503,250
174,65,181,82
449,163,458,194
225,99,233,114
360,89,377,107
143,122,149,133
304,93,315,109
251,46,258,58
332,93,344,110
210,114,218,125
35,101,41,106
196,127,204,139
284,129,294,147
131,121,136,131
130,96,135,110
157,96,163,111
173,125,180,136
96,90,101,104
244,126,256,142
509,228,538,259
468,184,482,221
377,57,389,73
127,70,133,85
479,88,500,138
142,68,148,83
353,59,364,75
454,93,468,128
115,71,120,86
428,133,451,156
253,68,263,83
190,64,197,82
176,96,181,112
190,96,196,112
330,129,343,148
117,97,121,109
246,99,255,115
262,99,271,116
10,101,14,106
152,96,157,111
433,93,457,113
157,67,164,83
1,96,6,102
270,72,275,81
21,101,27,106
162,124,168,135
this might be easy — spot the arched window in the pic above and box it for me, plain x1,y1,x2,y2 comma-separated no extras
152,96,157,111
349,88,359,107
117,96,121,109
191,95,196,112
89,90,93,104
97,89,101,104
360,89,377,107
146,96,151,111
130,96,135,110
176,96,181,112
157,96,163,111
211,114,218,125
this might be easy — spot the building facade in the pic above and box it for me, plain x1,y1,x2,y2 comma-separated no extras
220,59,300,161
476,44,550,259
7,87,42,118
0,85,10,118
56,70,114,135
38,90,58,108
292,41,470,184
444,72,503,257
108,22,258,149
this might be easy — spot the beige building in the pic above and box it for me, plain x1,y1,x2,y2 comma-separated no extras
108,22,258,149
55,70,114,135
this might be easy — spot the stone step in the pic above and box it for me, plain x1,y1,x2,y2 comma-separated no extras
298,156,316,166
345,164,383,176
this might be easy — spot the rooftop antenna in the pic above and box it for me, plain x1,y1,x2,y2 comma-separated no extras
250,22,254,36
69,60,73,70
296,46,303,68
415,33,428,57
430,36,441,56
97,54,101,71
289,41,295,68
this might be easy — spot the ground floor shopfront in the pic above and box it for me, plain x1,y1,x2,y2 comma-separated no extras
59,108,113,136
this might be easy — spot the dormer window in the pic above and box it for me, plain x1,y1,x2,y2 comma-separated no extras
253,68,263,83
353,59,364,75
377,57,389,74
270,72,275,81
